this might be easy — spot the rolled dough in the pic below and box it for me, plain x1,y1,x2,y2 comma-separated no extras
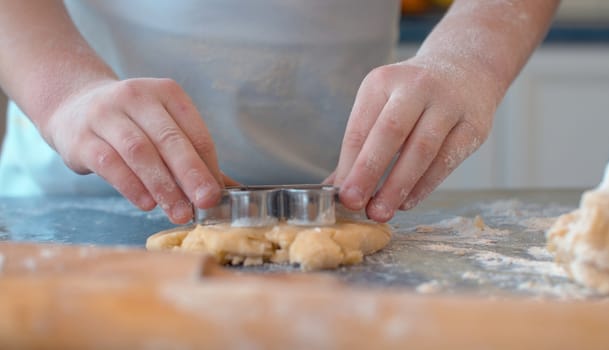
547,164,609,293
146,221,392,271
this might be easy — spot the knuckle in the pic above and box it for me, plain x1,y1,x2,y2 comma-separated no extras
157,78,181,95
191,136,215,157
441,147,464,171
94,146,120,171
114,79,146,103
456,120,490,156
78,142,117,175
379,113,406,140
463,119,491,144
87,99,113,118
365,65,396,86
123,133,150,161
157,125,185,148
412,135,437,160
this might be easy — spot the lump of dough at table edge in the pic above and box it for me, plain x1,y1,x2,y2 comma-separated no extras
146,221,391,271
547,189,609,293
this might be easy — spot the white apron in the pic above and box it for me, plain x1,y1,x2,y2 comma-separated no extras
0,0,400,196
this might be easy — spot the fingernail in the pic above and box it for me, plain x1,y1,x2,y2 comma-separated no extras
172,200,192,221
343,186,365,209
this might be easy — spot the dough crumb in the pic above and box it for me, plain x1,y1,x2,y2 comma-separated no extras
146,221,391,271
415,225,435,233
473,215,485,231
413,215,506,238
416,280,443,294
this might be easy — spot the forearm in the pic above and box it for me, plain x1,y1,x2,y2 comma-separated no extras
0,0,116,132
416,0,559,102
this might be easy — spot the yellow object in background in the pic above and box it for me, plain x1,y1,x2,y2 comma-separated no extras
401,0,452,15
431,0,453,8
401,0,429,14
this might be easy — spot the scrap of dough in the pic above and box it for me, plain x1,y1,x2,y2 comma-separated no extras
146,221,392,271
547,164,609,293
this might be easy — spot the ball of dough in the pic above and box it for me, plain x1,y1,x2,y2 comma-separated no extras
547,189,609,293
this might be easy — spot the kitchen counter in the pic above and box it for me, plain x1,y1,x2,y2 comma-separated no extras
0,189,592,299
5,189,609,349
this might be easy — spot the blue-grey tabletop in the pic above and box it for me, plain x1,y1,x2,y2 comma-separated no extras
0,189,597,299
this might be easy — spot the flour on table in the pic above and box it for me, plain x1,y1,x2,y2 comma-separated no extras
521,217,558,232
461,271,483,282
416,280,443,294
388,201,590,298
527,246,553,260
413,215,509,240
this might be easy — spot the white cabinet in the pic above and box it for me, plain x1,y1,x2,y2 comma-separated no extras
396,44,609,189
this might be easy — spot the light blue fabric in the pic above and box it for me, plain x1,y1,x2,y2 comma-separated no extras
0,102,116,196
0,0,400,196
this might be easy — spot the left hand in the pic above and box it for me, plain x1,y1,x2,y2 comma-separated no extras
330,56,500,222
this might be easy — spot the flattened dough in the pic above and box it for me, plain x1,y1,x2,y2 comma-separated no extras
146,221,392,271
547,169,609,293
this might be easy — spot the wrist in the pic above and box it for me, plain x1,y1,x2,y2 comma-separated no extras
408,53,505,109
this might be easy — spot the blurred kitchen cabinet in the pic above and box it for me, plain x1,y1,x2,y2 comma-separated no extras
499,45,609,189
396,44,609,189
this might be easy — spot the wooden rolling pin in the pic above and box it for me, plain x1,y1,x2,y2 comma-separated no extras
0,241,219,279
1,242,608,349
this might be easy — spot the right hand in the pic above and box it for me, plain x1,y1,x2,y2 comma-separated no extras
41,78,227,224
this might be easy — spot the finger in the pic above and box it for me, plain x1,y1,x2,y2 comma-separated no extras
366,109,458,222
222,172,241,187
333,70,389,189
159,79,223,185
339,91,426,210
81,137,156,212
322,170,336,185
126,102,221,210
399,121,484,211
92,114,193,224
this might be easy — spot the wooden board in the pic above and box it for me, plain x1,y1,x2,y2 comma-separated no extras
1,242,608,349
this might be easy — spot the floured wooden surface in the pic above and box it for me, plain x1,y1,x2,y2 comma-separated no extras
0,190,600,299
2,241,609,349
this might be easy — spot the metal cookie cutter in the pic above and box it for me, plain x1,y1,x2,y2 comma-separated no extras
193,184,367,227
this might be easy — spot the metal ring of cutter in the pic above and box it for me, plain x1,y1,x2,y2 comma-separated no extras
193,185,366,227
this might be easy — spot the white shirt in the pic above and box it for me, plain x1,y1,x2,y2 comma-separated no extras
0,0,400,196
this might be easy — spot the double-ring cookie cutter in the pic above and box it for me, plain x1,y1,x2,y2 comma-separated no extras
193,185,368,227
